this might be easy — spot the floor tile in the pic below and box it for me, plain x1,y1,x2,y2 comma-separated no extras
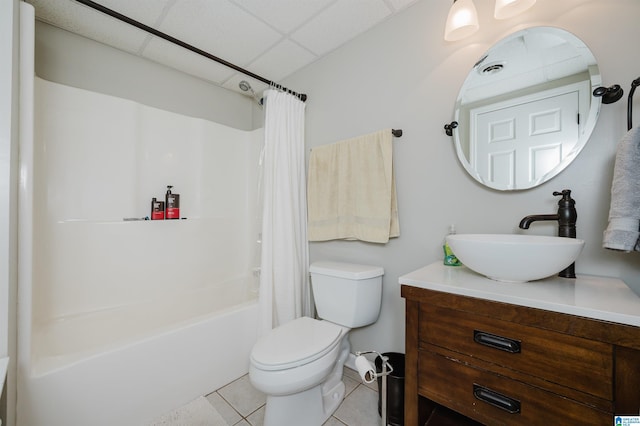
342,366,360,382
218,375,266,417
245,405,265,426
363,377,379,392
342,374,360,397
205,391,242,425
323,416,347,426
333,385,380,426
205,370,381,426
149,396,227,426
344,365,378,392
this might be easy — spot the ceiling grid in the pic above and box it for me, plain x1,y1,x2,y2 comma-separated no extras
26,0,419,96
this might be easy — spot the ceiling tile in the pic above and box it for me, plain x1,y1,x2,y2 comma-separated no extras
29,0,421,96
290,0,392,56
157,0,283,67
248,39,318,82
87,0,172,27
27,0,156,54
386,0,420,11
230,0,336,33
142,36,235,84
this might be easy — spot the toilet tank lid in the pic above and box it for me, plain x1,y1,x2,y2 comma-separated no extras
310,261,384,280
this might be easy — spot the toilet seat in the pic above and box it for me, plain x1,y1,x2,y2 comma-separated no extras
251,317,343,371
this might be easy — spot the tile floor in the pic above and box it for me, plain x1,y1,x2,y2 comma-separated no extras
204,367,382,426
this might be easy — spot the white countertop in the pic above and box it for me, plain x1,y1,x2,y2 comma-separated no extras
399,262,640,327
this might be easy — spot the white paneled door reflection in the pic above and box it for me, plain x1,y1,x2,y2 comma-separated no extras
472,84,583,189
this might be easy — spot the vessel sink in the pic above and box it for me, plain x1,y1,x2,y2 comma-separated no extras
446,234,585,283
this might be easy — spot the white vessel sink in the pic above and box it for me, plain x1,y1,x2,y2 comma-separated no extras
446,234,585,283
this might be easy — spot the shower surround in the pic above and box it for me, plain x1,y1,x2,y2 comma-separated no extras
18,77,263,425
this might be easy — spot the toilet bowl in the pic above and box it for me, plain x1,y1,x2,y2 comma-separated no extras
250,317,348,396
249,261,384,426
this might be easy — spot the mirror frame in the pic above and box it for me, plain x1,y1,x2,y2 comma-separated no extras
452,26,602,191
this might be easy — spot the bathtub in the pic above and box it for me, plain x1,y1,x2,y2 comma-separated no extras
18,39,265,424
19,278,259,426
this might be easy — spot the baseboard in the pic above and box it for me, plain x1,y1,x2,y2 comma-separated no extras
345,352,357,372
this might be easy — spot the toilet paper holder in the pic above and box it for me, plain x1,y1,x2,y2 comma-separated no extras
355,350,394,426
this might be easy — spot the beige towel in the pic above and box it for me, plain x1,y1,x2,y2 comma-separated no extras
307,129,399,243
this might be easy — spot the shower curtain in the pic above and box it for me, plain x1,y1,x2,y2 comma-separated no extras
259,89,309,335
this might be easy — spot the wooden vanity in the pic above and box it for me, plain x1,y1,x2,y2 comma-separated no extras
400,263,640,425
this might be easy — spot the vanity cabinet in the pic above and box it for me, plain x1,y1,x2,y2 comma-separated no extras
400,264,640,426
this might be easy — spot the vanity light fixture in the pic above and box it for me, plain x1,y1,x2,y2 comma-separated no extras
445,0,537,41
444,0,479,42
494,0,537,19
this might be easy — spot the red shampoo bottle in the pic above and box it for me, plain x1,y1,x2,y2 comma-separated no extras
150,197,165,220
165,185,180,219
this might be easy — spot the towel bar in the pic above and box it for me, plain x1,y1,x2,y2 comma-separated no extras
309,129,403,153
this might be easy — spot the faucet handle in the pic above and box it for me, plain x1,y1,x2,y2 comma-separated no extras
553,189,576,206
553,189,572,198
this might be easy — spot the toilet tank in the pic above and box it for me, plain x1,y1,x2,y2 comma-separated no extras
310,261,384,328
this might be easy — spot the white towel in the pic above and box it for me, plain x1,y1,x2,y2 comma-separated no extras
307,129,399,243
603,126,640,252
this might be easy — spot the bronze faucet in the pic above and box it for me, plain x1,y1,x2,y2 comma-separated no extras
519,190,577,278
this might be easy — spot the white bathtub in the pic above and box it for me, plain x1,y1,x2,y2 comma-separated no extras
18,64,265,425
20,279,259,426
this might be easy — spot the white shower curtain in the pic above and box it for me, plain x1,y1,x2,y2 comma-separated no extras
259,89,309,335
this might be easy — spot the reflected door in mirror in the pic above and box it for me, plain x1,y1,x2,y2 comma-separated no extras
471,83,584,188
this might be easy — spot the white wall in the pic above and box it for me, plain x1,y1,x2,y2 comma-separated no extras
32,78,261,323
282,0,640,354
34,21,257,131
0,0,19,424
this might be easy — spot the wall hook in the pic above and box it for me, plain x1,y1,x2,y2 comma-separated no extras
444,121,458,137
593,84,624,104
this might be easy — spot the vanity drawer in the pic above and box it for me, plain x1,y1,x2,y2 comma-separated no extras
418,350,610,426
419,304,613,400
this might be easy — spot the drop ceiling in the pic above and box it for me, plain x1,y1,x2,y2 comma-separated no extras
26,0,419,97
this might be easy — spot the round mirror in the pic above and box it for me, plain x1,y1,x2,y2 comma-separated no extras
452,27,602,190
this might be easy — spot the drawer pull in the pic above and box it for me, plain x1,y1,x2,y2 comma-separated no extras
474,330,521,353
473,384,521,414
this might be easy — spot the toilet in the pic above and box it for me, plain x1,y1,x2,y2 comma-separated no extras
249,261,384,426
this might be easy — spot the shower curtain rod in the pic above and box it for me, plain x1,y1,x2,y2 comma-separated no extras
73,0,308,102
